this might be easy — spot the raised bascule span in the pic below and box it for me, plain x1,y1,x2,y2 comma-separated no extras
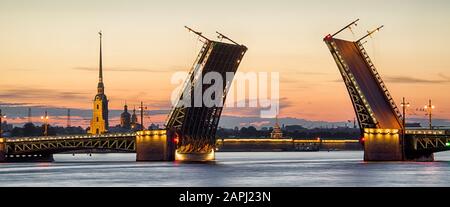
166,26,247,161
324,19,450,161
0,27,247,162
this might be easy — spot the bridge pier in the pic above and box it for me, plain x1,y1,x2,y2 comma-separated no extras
0,138,6,162
364,129,437,161
406,153,434,162
135,129,175,161
363,129,404,161
174,151,215,162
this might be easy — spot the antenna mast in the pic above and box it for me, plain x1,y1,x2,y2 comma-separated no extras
185,26,210,42
332,19,360,37
357,25,384,42
28,108,32,123
216,31,239,45
67,108,71,128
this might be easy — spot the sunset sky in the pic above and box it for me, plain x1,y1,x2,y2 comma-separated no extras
1,0,450,127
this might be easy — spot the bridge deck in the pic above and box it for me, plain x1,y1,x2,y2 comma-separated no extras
333,39,402,129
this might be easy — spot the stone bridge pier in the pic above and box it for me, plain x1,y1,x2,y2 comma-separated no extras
364,128,438,162
135,129,176,161
0,138,5,162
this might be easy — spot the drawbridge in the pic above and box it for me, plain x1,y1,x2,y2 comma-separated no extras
166,27,247,160
0,27,247,162
324,19,450,161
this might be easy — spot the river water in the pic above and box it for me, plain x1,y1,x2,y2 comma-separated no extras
1,151,449,187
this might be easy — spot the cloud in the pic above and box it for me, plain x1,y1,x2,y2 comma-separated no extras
146,100,172,109
384,75,450,84
438,73,450,80
0,102,33,107
239,121,271,127
0,103,170,127
222,97,292,117
73,65,186,73
0,88,89,101
329,74,450,84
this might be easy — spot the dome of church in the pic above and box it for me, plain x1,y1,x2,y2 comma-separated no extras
120,104,131,129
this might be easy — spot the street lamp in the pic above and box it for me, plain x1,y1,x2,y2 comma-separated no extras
400,97,410,160
0,109,6,138
400,97,410,131
139,101,147,130
41,110,49,136
424,99,435,130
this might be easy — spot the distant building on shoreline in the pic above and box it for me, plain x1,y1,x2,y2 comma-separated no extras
270,116,283,139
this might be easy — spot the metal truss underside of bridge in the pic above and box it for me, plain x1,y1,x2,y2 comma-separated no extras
166,38,247,154
414,137,449,152
406,130,450,153
4,133,136,155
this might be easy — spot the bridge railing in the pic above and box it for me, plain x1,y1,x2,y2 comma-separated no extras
327,40,378,129
356,42,403,124
405,129,447,135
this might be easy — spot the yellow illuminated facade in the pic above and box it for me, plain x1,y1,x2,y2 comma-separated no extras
363,128,403,161
90,96,108,134
135,129,175,161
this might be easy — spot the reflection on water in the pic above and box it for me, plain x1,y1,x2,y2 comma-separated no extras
0,151,449,187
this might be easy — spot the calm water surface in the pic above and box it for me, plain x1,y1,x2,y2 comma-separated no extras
1,151,449,187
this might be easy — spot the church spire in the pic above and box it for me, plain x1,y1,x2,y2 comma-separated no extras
97,31,104,94
90,30,109,135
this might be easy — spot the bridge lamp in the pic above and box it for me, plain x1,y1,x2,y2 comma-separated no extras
424,100,435,130
401,103,410,107
0,113,5,138
446,142,450,147
41,111,49,136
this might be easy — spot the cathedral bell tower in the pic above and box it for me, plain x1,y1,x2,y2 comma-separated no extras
90,31,109,134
